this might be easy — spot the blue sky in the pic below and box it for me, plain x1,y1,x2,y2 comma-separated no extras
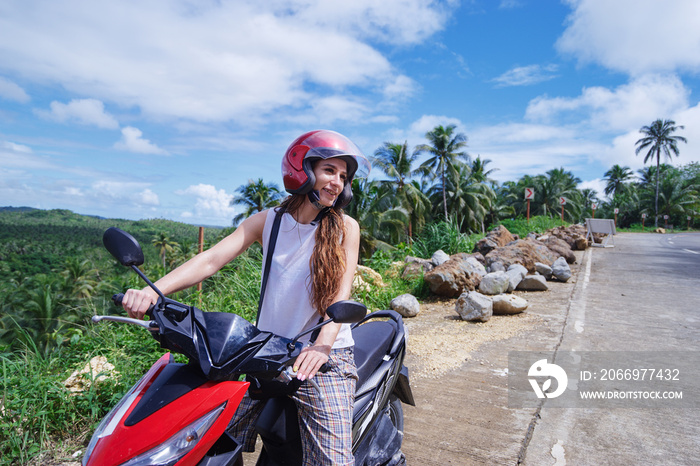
2,0,700,226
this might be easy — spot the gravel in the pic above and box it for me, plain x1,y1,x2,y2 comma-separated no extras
404,298,543,379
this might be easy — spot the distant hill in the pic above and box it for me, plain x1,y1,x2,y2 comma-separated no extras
0,207,227,277
0,206,40,213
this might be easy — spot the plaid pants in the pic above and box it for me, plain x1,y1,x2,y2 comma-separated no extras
228,347,357,466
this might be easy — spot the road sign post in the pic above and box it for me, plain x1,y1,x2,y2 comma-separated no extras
559,197,566,223
614,208,619,227
525,188,535,223
591,203,597,219
642,213,646,229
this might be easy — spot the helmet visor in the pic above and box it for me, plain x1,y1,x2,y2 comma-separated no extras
301,131,371,179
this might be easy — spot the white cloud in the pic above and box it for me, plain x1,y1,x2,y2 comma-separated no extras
0,1,451,124
408,115,465,138
114,127,168,155
557,0,700,75
2,140,32,154
38,98,119,129
492,64,558,87
525,75,690,132
383,75,418,101
577,178,606,199
0,77,30,102
176,184,236,221
92,180,160,206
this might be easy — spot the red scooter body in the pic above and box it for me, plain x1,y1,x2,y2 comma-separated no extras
84,353,249,466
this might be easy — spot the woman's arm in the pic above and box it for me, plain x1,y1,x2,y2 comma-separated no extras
122,210,268,319
295,214,361,381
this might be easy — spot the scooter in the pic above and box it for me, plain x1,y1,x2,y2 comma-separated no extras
82,227,414,466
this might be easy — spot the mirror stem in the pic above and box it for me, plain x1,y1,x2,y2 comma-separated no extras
287,319,331,352
131,265,166,302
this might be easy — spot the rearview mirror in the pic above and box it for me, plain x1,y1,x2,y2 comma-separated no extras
326,300,367,324
103,227,144,267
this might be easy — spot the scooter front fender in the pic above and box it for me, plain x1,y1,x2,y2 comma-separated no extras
85,353,249,466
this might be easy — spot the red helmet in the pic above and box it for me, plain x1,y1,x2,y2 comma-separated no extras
281,130,371,208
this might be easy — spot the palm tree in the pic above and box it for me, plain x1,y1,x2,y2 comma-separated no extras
346,178,409,259
152,232,179,272
372,141,415,191
231,178,284,226
415,124,470,221
656,169,700,225
60,257,98,299
429,161,495,233
372,141,430,239
603,165,634,198
470,155,498,185
635,119,687,227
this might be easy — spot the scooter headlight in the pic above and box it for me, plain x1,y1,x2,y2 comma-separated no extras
119,402,227,466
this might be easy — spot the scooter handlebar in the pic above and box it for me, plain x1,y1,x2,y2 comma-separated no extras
112,293,155,318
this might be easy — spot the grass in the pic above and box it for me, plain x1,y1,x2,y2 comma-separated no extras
498,215,570,238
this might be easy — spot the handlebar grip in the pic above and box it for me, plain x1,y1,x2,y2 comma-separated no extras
111,293,155,318
319,363,330,373
112,293,124,306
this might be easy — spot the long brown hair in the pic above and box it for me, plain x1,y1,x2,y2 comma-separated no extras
277,195,346,317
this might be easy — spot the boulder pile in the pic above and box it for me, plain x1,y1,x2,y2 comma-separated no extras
360,223,586,322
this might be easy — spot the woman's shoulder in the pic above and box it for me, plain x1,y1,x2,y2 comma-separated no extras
342,213,360,233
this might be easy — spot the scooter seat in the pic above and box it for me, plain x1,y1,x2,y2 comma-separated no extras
352,320,396,386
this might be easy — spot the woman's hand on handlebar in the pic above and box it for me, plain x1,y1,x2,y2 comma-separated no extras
122,288,158,320
294,344,331,382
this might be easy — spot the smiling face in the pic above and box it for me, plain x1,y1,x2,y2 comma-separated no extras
311,157,348,207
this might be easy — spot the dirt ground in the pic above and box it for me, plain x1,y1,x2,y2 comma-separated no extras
401,251,583,465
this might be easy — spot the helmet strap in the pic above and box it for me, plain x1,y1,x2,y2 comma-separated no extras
307,190,326,210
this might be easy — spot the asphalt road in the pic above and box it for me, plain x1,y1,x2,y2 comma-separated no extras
402,232,700,465
523,232,700,465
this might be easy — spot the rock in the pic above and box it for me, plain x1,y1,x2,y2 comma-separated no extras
492,294,529,315
478,271,510,295
424,253,486,297
384,261,405,280
488,261,506,273
516,274,549,291
455,291,493,322
544,224,589,250
484,238,560,273
402,256,434,279
63,356,118,394
474,225,516,256
535,262,553,279
431,249,450,266
654,227,666,234
505,264,528,292
551,257,572,282
352,275,371,293
356,265,386,287
539,235,576,264
391,293,420,318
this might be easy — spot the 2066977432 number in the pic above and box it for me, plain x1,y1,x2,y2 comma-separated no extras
599,368,680,381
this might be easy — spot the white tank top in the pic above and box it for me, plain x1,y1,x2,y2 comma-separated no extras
258,208,354,348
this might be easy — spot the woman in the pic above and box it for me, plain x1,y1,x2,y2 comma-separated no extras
121,129,371,465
